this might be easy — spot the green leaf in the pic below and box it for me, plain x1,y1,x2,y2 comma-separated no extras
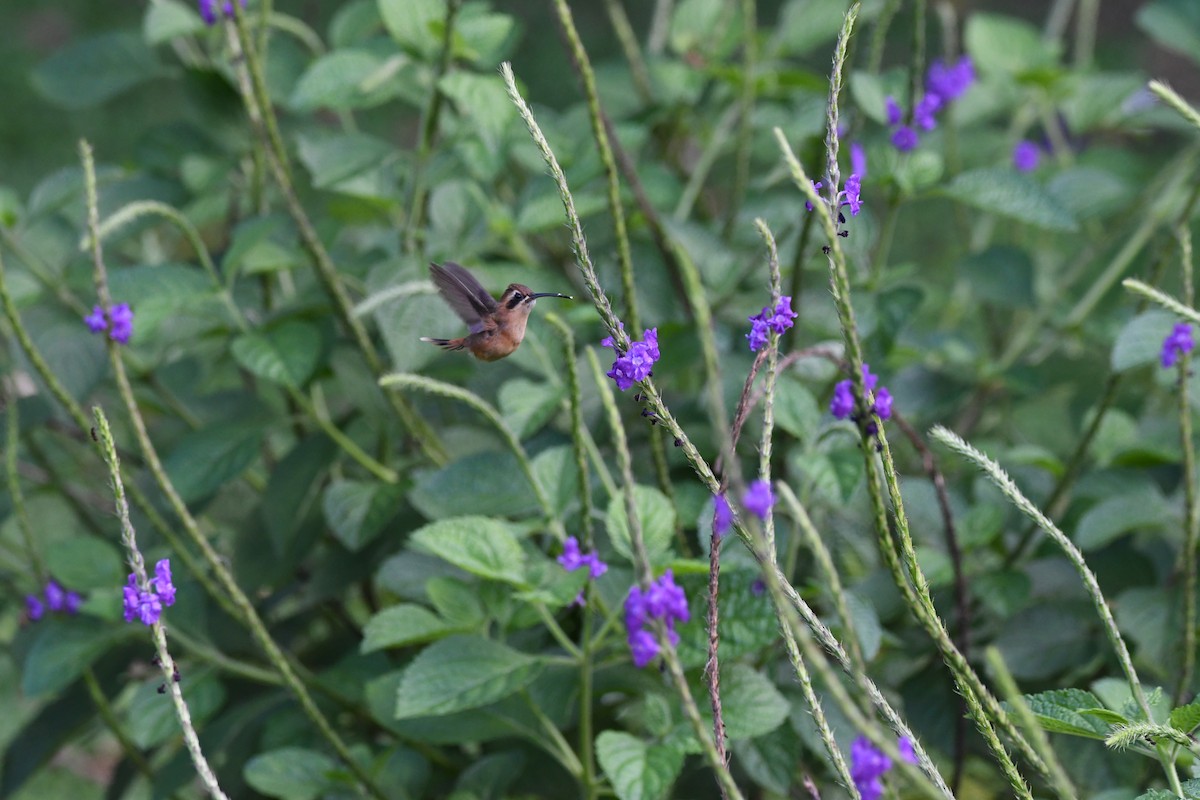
1020,689,1113,738
438,72,516,149
410,451,538,520
126,673,225,748
22,619,128,697
322,480,405,552
163,423,263,503
32,32,163,110
410,517,527,584
843,592,883,661
262,435,337,555
965,13,1059,76
1112,311,1177,372
516,190,607,233
719,664,789,740
222,215,302,280
1170,702,1200,734
1049,166,1130,220
143,0,206,44
941,169,1078,232
595,731,683,800
498,379,564,439
289,49,409,112
394,635,542,718
426,577,488,628
777,0,855,57
243,747,338,800
773,377,820,442
958,246,1035,308
295,131,399,202
378,0,445,59
43,536,124,591
532,445,581,518
606,486,677,566
1075,487,1173,550
230,320,322,389
362,604,463,652
1136,0,1200,60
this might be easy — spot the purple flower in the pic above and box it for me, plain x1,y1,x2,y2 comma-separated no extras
198,0,243,25
628,629,659,668
742,479,774,520
873,387,893,421
767,296,797,334
926,56,975,104
913,94,942,131
850,141,867,179
850,736,892,800
623,572,690,668
885,96,903,126
624,586,648,631
831,364,893,421
122,558,177,627
25,594,45,622
558,536,607,578
890,126,919,152
841,174,862,217
645,571,689,624
606,327,659,391
898,736,919,765
748,296,798,351
65,591,82,614
712,494,732,538
600,321,625,349
804,180,824,212
1162,323,1195,368
746,313,771,352
44,580,67,612
830,380,855,420
84,302,134,344
1012,140,1040,172
750,578,766,596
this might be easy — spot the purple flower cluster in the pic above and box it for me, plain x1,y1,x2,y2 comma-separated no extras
558,536,608,579
712,494,733,537
830,364,893,429
746,296,798,352
710,480,774,538
602,326,660,391
84,303,134,345
123,559,177,627
624,571,689,668
885,56,975,152
1012,140,1041,172
851,736,919,800
804,177,864,219
198,0,244,25
25,579,82,622
1162,323,1194,368
850,142,868,179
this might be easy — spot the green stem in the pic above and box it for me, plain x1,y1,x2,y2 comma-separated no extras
725,0,757,236
545,313,594,544
1176,225,1199,704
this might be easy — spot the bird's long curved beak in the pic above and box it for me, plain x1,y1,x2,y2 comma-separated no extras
530,292,573,300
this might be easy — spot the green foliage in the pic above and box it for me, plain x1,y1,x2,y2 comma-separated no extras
4,0,1200,799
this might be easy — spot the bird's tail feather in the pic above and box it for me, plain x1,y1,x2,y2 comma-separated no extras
419,337,467,352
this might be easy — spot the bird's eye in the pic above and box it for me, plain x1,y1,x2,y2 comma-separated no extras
513,292,524,301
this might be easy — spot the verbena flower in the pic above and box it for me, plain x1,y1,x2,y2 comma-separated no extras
913,93,942,131
804,180,824,211
831,364,893,422
885,96,903,126
742,479,774,519
926,56,975,104
841,174,862,217
850,736,892,800
898,736,919,765
891,126,919,152
122,558,177,627
1162,323,1195,368
623,571,689,668
746,315,770,352
850,141,867,178
604,327,659,391
24,579,82,623
712,494,732,538
198,0,244,25
558,536,608,579
746,296,797,352
1013,140,1040,171
84,303,134,344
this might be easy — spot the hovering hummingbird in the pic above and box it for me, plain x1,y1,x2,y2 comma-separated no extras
420,262,572,361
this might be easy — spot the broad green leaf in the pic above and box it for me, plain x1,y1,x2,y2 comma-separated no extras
843,592,883,661
262,435,337,554
677,571,777,666
1170,702,1200,734
777,0,854,57
1112,311,1178,372
394,635,542,718
378,0,445,59
410,517,527,584
773,377,820,442
531,445,580,517
454,8,516,67
43,536,124,591
595,731,683,800
965,13,1059,76
126,673,225,748
669,0,737,59
362,604,462,652
995,605,1093,680
1116,587,1175,668
941,169,1078,232
718,664,789,740
974,570,1031,618
438,72,516,149
289,49,409,112
958,246,1035,308
222,215,301,280
498,379,564,439
607,486,676,565
1020,689,1112,738
426,577,488,629
144,0,206,44
516,190,606,233
1136,0,1200,60
1075,487,1172,550
230,320,322,389
410,451,538,520
32,33,163,110
22,619,128,697
322,480,405,552
163,423,263,503
295,131,399,201
454,751,525,798
244,747,338,800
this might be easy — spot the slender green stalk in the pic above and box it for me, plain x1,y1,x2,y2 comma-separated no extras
379,373,565,541
1151,80,1200,132
601,0,653,103
5,397,45,579
1124,278,1200,325
81,140,387,800
1073,0,1098,69
93,406,229,800
545,313,594,544
984,648,1080,800
1176,226,1199,704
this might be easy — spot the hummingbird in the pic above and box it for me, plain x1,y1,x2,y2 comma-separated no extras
420,262,572,361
